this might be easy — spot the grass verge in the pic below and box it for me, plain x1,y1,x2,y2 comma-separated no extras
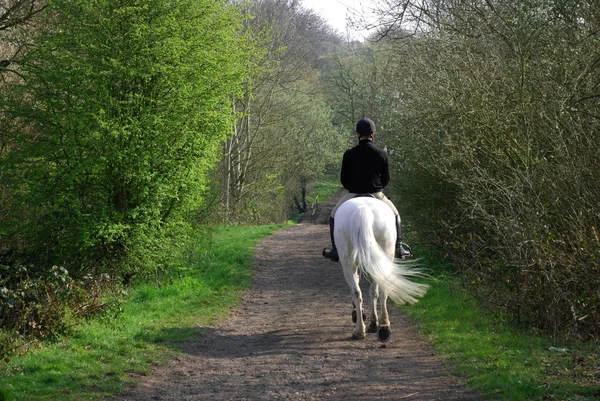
306,181,341,205
0,223,288,401
402,253,600,401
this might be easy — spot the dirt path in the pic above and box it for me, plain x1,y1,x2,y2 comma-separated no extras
109,192,479,401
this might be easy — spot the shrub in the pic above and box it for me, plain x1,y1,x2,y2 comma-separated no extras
0,265,120,358
383,0,600,340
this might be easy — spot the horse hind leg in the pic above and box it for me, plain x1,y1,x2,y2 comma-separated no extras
367,283,379,333
344,268,366,340
377,290,392,342
351,288,366,340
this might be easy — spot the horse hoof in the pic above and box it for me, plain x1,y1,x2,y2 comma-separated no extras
378,326,392,343
352,332,366,340
367,322,378,333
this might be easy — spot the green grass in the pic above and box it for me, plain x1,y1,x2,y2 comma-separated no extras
306,180,342,205
2,220,598,401
0,223,288,401
401,256,600,401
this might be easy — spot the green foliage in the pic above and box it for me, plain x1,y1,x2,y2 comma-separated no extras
366,0,600,340
403,256,600,400
320,45,381,133
0,223,286,400
274,81,346,214
0,0,250,276
215,0,346,224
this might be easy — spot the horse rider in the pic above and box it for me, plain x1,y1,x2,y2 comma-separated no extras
323,118,411,262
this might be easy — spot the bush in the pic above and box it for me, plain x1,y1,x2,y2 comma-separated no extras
0,265,120,358
383,0,600,340
0,0,252,347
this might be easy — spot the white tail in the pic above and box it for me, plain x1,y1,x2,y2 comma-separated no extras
348,204,428,305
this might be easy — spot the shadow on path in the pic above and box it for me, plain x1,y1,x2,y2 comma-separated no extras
108,192,479,401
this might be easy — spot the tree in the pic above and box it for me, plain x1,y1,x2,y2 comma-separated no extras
0,0,47,245
320,41,405,142
216,0,345,223
0,0,45,32
0,0,251,276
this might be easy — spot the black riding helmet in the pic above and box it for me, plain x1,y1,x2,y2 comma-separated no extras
356,118,375,134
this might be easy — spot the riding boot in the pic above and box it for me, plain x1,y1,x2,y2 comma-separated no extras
395,215,412,259
322,217,339,262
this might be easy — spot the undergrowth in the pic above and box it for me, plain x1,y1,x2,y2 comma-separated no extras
402,249,600,401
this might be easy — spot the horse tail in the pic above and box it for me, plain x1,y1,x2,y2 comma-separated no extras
349,205,428,305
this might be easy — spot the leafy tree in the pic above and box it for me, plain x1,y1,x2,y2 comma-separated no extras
0,0,250,276
216,0,345,223
320,41,408,147
0,0,47,245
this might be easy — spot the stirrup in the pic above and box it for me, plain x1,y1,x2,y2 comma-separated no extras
397,242,413,259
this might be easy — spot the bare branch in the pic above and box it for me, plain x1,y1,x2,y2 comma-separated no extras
0,0,47,31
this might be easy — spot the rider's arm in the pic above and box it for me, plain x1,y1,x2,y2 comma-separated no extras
340,152,351,190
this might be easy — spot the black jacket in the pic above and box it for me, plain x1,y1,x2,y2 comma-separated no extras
340,139,389,193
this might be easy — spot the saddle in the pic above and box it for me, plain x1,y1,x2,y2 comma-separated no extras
332,193,413,260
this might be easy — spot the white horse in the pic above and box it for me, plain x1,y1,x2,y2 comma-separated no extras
334,197,428,342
